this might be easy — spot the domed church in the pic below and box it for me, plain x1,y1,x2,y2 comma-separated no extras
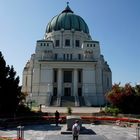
22,4,112,107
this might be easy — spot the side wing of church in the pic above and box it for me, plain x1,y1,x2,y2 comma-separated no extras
21,4,112,107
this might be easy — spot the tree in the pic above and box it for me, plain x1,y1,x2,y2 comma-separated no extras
106,83,140,114
105,83,124,107
0,51,22,116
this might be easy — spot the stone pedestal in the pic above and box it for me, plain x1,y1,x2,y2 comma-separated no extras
66,116,82,130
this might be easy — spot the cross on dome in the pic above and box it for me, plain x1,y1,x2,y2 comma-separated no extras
62,2,73,13
67,2,69,6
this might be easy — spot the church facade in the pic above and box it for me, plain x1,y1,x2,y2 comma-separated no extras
21,5,112,107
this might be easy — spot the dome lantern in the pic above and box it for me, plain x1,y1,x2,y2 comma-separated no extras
62,2,73,13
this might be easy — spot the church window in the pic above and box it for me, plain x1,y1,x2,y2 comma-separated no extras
70,54,72,60
75,40,80,47
78,54,81,60
94,44,95,47
44,43,46,46
65,39,70,46
87,44,89,47
107,77,109,87
64,71,72,82
67,54,69,60
54,53,58,60
78,88,82,96
53,70,57,83
40,43,42,46
25,76,27,86
90,44,92,47
78,70,82,83
47,43,49,46
63,54,65,60
55,40,60,47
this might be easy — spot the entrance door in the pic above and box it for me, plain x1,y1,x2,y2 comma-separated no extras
64,88,71,96
53,87,57,96
78,88,82,96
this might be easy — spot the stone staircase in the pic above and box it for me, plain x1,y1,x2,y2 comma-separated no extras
50,96,58,106
79,96,86,106
61,96,75,107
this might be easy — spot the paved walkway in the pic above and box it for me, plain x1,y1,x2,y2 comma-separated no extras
41,106,101,113
0,124,137,140
0,107,138,139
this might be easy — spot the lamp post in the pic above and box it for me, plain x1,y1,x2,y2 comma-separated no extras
17,125,24,140
136,125,140,140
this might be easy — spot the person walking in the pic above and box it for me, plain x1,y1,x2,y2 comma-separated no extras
72,120,80,140
55,110,60,126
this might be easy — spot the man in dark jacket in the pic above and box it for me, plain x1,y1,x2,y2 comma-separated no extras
55,110,60,126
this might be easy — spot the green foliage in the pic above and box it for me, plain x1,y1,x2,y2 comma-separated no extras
135,84,140,95
106,83,140,114
17,104,31,115
105,106,120,116
67,106,72,115
0,51,24,116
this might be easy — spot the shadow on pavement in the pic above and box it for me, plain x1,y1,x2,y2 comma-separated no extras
61,126,96,135
1,124,62,131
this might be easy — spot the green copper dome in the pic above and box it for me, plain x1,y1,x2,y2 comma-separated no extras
46,5,89,34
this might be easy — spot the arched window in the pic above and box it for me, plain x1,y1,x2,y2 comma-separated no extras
75,40,80,47
65,39,70,46
55,40,60,47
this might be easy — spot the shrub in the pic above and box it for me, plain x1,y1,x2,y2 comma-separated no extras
105,106,120,116
67,106,72,115
106,83,140,114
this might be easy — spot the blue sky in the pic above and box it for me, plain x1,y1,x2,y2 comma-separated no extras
0,0,140,86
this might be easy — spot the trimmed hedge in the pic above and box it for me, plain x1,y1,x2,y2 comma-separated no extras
0,115,139,128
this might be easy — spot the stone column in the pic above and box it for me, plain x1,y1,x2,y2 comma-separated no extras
73,69,78,96
58,68,62,96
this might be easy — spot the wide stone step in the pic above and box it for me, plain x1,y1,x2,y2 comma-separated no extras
61,96,75,107
31,135,108,140
79,96,86,106
50,96,57,106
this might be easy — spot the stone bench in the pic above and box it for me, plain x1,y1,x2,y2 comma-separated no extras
66,116,82,130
